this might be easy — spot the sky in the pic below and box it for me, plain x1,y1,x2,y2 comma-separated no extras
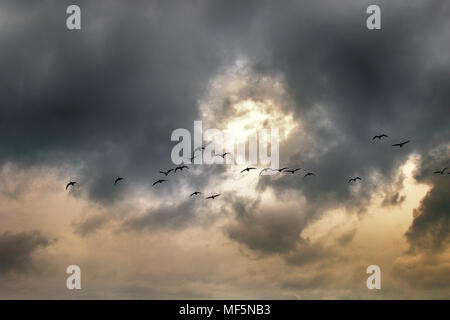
0,0,449,299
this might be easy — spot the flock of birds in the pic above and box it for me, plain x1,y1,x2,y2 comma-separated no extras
65,134,448,198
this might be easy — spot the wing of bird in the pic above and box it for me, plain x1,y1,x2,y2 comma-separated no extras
193,147,205,155
152,179,166,186
66,182,76,189
392,140,409,147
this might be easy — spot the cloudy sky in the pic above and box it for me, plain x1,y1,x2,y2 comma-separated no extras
0,0,449,299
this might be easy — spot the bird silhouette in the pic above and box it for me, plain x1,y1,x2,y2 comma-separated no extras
160,169,174,176
175,165,189,172
152,179,167,186
184,153,200,162
206,194,221,200
240,167,257,173
114,177,124,185
392,140,410,148
372,134,388,140
66,181,76,189
348,177,362,183
284,168,301,174
277,167,288,172
259,168,276,175
193,147,205,155
434,168,447,174
304,172,315,177
190,191,202,197
215,152,232,159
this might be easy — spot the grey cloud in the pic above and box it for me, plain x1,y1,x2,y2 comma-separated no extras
122,198,198,232
0,0,242,204
404,144,449,252
2,0,450,300
226,211,303,254
253,0,450,243
224,195,335,266
405,176,450,252
1,0,448,209
0,230,52,274
224,196,308,254
0,0,449,263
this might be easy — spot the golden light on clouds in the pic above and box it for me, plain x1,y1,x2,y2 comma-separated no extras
200,59,299,146
223,99,297,144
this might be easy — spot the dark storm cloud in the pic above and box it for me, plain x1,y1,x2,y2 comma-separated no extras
223,194,335,265
0,0,449,251
0,231,52,274
253,0,450,246
199,0,449,260
0,0,263,204
405,145,450,252
226,206,305,253
405,179,450,251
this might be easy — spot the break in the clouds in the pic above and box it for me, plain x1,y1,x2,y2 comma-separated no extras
0,0,449,298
